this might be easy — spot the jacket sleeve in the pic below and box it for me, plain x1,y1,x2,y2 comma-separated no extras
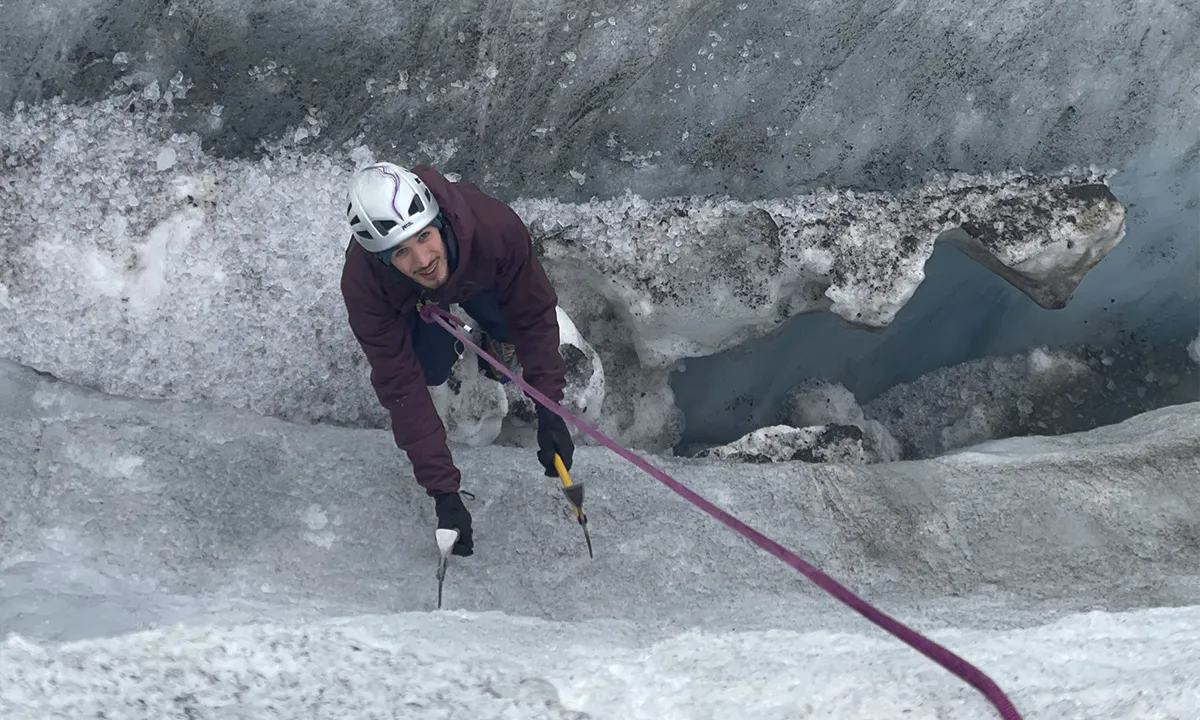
491,208,567,405
340,256,461,497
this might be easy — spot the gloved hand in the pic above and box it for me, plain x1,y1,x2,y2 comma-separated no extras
536,404,574,477
434,491,473,557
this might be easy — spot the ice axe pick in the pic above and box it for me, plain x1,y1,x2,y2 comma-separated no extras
434,527,459,609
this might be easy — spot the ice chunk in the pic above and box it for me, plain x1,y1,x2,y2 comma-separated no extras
697,424,867,464
497,306,605,447
155,147,177,171
768,379,900,463
426,305,605,449
861,419,901,463
428,310,509,447
778,379,865,427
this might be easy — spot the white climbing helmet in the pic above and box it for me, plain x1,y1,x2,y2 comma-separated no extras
345,162,440,254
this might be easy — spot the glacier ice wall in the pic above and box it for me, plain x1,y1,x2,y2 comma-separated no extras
0,90,1127,451
1,0,1196,445
2,0,1191,202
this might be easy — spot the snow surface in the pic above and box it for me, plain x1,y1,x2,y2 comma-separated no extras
0,91,1127,451
2,359,1199,718
5,607,1200,719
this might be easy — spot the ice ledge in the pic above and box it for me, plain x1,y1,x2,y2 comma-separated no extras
0,91,1125,450
516,168,1125,368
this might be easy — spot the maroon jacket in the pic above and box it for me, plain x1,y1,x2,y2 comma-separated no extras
340,165,566,495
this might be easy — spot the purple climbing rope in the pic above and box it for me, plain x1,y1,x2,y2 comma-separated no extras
421,303,1024,720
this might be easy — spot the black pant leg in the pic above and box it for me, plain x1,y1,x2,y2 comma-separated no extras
459,289,513,343
408,303,462,386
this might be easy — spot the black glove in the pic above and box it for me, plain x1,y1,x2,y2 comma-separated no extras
434,492,473,557
536,404,574,477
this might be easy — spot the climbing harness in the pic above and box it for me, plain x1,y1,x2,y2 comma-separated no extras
419,303,1024,720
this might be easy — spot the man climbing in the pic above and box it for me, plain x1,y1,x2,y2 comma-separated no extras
339,161,575,557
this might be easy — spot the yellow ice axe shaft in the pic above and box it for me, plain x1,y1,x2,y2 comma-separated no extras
554,454,577,490
554,454,583,515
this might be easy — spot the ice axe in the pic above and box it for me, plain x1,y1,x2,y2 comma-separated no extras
434,527,459,609
553,453,593,558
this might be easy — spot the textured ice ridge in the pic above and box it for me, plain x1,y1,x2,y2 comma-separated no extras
518,168,1126,368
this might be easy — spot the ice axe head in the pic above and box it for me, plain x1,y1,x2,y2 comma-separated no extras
435,528,460,558
434,527,460,610
551,452,593,558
